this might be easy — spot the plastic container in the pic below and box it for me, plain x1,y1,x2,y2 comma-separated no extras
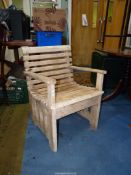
36,31,62,46
0,79,29,104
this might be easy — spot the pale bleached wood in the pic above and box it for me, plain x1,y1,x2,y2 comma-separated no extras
40,68,71,77
48,109,57,152
29,63,70,73
29,93,37,125
54,90,103,109
36,81,76,93
22,45,71,55
55,96,99,119
71,66,107,74
55,82,77,92
78,96,101,129
23,52,71,61
56,78,74,84
33,81,76,92
89,96,101,129
25,58,68,67
31,96,39,126
40,101,50,139
50,73,73,80
30,73,73,84
96,73,104,91
22,45,105,152
25,71,56,85
48,84,55,107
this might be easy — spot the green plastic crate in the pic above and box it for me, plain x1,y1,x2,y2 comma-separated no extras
0,79,29,104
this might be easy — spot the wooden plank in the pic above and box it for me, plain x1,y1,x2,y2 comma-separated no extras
23,52,72,61
25,58,68,67
55,96,101,119
51,73,73,80
40,69,71,77
32,78,76,91
39,82,76,92
56,85,83,95
48,84,55,106
28,72,75,86
56,78,74,84
96,73,104,91
22,45,71,55
56,87,96,101
25,71,56,84
55,82,77,92
71,66,107,74
28,63,70,72
54,90,103,109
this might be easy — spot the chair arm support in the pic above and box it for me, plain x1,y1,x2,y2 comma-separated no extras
24,71,56,85
71,66,107,74
71,66,106,91
25,71,56,106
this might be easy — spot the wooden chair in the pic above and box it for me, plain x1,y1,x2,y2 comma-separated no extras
22,45,107,152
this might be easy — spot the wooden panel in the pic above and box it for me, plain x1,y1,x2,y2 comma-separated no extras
22,45,71,55
24,52,71,61
29,64,70,73
25,58,68,67
104,0,126,50
72,0,98,66
55,96,101,119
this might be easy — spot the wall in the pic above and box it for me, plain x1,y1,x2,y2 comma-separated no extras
12,0,23,9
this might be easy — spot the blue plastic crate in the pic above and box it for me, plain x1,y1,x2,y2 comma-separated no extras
36,31,62,46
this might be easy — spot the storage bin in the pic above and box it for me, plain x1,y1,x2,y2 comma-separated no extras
91,51,127,89
0,79,29,104
36,31,62,46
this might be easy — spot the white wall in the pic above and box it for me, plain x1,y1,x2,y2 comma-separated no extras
57,0,61,8
23,0,34,17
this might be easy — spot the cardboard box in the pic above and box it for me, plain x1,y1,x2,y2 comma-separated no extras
33,8,66,32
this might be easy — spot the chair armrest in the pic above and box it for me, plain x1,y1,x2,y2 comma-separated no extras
25,71,56,106
25,71,56,85
71,66,107,74
71,66,107,91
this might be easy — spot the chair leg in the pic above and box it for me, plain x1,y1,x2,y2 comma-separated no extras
48,112,57,152
78,96,102,129
31,97,39,126
89,97,101,129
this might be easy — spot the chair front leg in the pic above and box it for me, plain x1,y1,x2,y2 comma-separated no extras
48,110,57,152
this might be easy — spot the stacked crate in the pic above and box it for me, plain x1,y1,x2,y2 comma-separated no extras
32,1,66,46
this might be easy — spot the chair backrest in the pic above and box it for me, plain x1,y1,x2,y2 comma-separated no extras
22,45,74,91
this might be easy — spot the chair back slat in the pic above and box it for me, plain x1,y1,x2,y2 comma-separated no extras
22,45,74,90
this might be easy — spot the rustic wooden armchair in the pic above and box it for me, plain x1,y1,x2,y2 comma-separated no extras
22,45,106,152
